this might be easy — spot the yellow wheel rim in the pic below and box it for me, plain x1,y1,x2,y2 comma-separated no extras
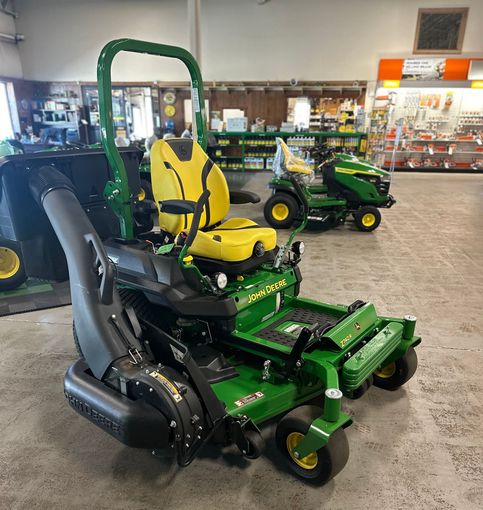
0,247,20,280
286,432,318,470
374,362,396,379
361,213,376,227
272,203,289,221
137,188,146,201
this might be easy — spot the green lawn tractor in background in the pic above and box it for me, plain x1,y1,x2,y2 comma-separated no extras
264,138,396,232
28,39,420,485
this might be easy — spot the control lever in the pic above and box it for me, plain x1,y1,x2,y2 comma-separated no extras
282,323,319,376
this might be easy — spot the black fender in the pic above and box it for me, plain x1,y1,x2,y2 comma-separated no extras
267,184,302,205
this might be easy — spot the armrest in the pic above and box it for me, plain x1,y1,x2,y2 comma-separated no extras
135,199,158,214
159,199,196,215
229,190,261,204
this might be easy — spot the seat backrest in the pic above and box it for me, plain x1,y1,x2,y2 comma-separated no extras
273,138,312,176
150,138,230,235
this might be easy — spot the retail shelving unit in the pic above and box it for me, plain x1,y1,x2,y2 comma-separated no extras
376,104,483,173
31,95,81,142
369,58,483,173
209,131,367,171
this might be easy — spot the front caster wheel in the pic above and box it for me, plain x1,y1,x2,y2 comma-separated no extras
373,347,418,390
348,375,373,400
275,405,349,485
354,205,381,232
243,430,264,459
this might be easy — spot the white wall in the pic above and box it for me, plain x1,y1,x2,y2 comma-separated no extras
11,0,483,82
0,1,23,78
15,0,189,81
202,0,483,81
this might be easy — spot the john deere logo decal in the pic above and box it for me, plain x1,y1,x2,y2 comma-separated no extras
354,322,361,330
247,278,287,304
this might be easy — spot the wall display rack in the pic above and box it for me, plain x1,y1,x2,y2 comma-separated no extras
209,131,367,171
368,58,483,172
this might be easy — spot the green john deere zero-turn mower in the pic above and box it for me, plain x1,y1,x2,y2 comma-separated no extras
27,39,420,485
264,139,396,232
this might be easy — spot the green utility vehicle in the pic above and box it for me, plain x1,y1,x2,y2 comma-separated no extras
30,39,420,485
264,139,396,231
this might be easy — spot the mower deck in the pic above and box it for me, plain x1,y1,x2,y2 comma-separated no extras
210,360,325,422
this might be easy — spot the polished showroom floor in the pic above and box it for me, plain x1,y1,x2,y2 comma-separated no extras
1,172,482,509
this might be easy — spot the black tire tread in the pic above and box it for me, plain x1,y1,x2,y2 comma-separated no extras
373,347,418,390
140,178,154,201
275,405,349,485
354,205,381,232
244,430,264,459
264,193,299,229
72,321,84,358
0,240,26,291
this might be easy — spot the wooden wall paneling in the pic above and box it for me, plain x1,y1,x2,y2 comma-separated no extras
4,78,367,138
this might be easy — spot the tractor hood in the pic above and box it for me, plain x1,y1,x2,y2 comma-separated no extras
334,153,390,179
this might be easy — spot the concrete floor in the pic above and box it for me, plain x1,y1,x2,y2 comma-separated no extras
1,172,482,509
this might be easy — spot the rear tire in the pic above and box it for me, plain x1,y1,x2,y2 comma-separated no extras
134,178,155,234
264,193,299,229
139,178,154,201
354,206,381,232
72,322,84,358
373,347,418,390
0,240,27,292
275,405,349,485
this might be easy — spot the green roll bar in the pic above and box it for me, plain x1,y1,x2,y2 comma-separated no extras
97,38,207,239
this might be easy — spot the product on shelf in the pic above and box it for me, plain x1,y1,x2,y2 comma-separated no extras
210,131,367,171
370,85,483,172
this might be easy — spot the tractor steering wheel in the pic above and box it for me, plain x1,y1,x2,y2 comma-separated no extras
310,145,336,159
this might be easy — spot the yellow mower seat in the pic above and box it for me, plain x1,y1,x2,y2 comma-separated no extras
151,138,277,263
278,138,313,175
188,218,276,262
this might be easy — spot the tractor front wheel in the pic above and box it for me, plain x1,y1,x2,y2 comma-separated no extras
275,405,349,485
264,193,299,229
0,240,26,291
354,206,381,232
243,430,265,459
373,347,418,390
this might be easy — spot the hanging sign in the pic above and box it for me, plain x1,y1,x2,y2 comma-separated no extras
402,58,446,80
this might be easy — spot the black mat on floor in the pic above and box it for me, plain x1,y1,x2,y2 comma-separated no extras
256,307,339,347
0,280,71,317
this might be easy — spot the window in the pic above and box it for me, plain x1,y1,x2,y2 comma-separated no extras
414,8,468,54
0,82,14,140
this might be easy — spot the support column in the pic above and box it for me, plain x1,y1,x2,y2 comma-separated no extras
187,0,201,67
